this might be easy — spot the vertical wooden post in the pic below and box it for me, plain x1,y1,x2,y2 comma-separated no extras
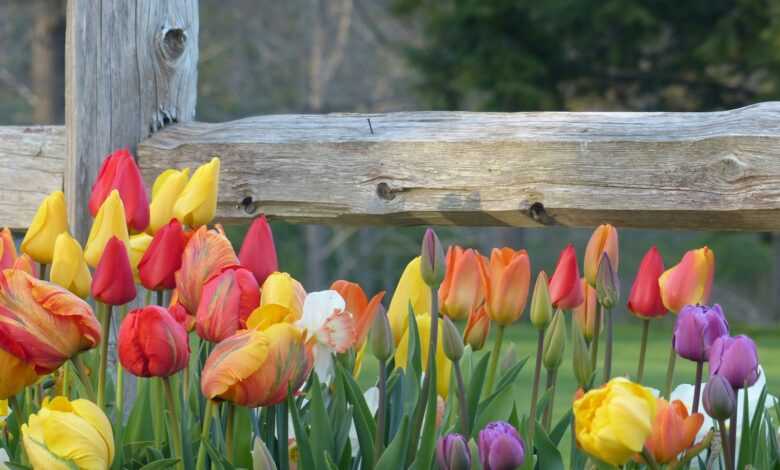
64,0,199,242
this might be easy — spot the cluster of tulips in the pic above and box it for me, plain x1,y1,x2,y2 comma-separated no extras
0,148,774,470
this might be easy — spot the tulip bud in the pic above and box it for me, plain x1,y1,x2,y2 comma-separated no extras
659,247,715,313
0,227,17,270
239,215,279,286
441,316,464,362
439,246,483,321
595,253,619,309
88,149,150,232
530,271,553,330
92,236,137,305
387,257,432,344
584,224,619,287
709,335,760,389
702,374,736,421
84,190,130,267
420,228,445,287
549,244,583,310
627,246,667,319
173,157,220,227
252,437,278,470
50,232,92,298
477,421,526,470
118,306,190,377
128,232,153,283
196,266,261,343
543,309,566,370
21,191,69,264
573,279,597,341
139,219,187,291
572,319,593,388
464,306,490,351
478,248,531,326
370,306,394,362
436,433,471,470
673,304,729,362
148,167,189,234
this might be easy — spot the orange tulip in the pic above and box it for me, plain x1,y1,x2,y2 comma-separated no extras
584,224,619,287
0,228,16,270
330,280,385,345
572,278,598,341
175,226,239,315
463,306,490,351
12,254,38,278
477,248,531,326
642,399,703,464
200,322,313,407
438,246,483,321
658,247,714,313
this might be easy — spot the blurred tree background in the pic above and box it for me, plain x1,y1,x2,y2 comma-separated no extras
2,0,780,323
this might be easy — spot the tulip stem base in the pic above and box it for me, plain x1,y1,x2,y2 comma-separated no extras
484,325,505,397
590,303,602,376
163,376,185,470
277,402,289,470
602,307,613,383
717,419,733,470
225,402,235,464
97,302,112,410
640,446,660,470
195,400,216,470
663,342,677,399
453,360,470,437
374,359,387,463
542,367,558,431
70,355,96,401
636,318,650,383
528,329,545,445
692,360,703,414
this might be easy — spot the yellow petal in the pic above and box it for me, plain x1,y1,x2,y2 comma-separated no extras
386,257,432,345
50,233,92,299
21,191,69,264
173,158,219,227
148,168,189,234
84,190,130,267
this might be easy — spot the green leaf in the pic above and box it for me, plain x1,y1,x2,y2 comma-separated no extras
337,363,376,466
375,416,410,470
493,356,529,393
233,406,254,469
473,380,515,438
308,374,336,463
288,393,316,470
549,409,572,446
412,345,438,470
466,353,490,434
138,458,182,470
123,377,153,447
738,385,752,469
406,306,423,383
323,452,340,470
533,421,564,470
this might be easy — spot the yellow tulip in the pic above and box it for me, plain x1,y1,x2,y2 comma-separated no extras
259,272,306,320
173,157,219,227
50,233,92,298
128,232,153,283
0,347,38,400
147,168,189,234
0,399,8,418
84,190,130,267
21,191,69,264
395,313,452,398
387,257,432,345
573,377,657,466
22,396,114,470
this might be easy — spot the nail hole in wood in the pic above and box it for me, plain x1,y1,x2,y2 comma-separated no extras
376,182,396,201
162,28,186,60
529,202,550,224
241,196,256,214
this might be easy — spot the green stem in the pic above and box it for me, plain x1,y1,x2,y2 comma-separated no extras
277,402,289,470
640,446,660,470
484,325,505,396
144,289,153,306
10,396,28,465
636,318,650,383
97,302,112,410
453,360,469,437
528,329,545,446
156,289,164,306
542,367,558,431
40,263,48,281
115,304,128,423
602,307,613,383
70,355,96,401
692,361,704,414
225,402,235,464
163,377,185,470
374,359,388,462
590,303,602,374
717,419,733,470
195,400,216,470
663,342,677,399
61,362,70,399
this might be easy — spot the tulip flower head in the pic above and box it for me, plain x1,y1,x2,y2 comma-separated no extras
572,319,593,388
173,157,220,227
672,304,729,362
709,335,760,389
395,313,452,397
139,219,188,291
84,190,130,267
436,433,471,470
12,254,38,278
50,232,92,299
463,306,490,351
118,306,190,377
477,421,526,470
22,396,115,469
128,232,153,283
88,148,150,232
92,236,137,306
148,167,190,234
548,244,583,310
572,278,597,341
441,316,464,362
702,374,737,421
0,228,16,270
239,215,279,286
260,272,307,319
169,291,196,332
574,378,657,466
196,266,261,343
330,280,385,346
642,399,704,464
659,247,715,313
386,257,432,344
595,253,619,309
21,191,69,264
584,224,619,287
543,309,566,370
477,248,531,326
627,246,667,319
529,271,553,330
420,228,445,287
438,246,484,321
369,306,394,362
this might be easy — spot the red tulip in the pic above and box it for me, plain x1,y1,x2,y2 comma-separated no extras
138,219,188,291
627,246,667,319
548,244,583,309
118,305,190,378
0,228,17,270
239,215,278,286
92,236,136,305
88,149,150,232
168,290,196,332
196,266,261,342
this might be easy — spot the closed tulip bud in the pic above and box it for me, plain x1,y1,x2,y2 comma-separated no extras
240,215,279,286
439,246,483,321
252,438,278,470
370,306,394,362
548,244,583,310
643,399,704,464
627,246,667,319
92,236,137,305
595,253,619,309
118,306,190,377
573,279,597,341
260,272,306,319
529,271,553,330
148,167,189,234
463,306,490,351
420,228,445,287
196,266,261,343
139,219,187,291
436,433,471,470
0,228,17,270
543,309,566,370
173,157,220,227
88,148,150,232
22,396,114,469
331,280,385,346
21,191,69,264
84,190,130,267
659,247,715,313
572,319,593,388
709,335,760,389
0,270,100,398
441,316,464,362
387,257,432,344
201,322,313,407
702,374,736,421
477,248,531,326
12,254,38,278
50,232,92,298
673,304,729,362
477,421,526,470
584,224,619,287
128,232,153,283
396,313,452,397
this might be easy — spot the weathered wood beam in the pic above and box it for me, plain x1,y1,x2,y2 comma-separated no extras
137,102,780,231
0,126,65,230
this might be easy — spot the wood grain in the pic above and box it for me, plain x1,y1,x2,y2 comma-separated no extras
65,0,198,242
0,126,66,230
138,102,780,231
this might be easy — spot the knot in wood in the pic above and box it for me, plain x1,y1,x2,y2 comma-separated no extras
529,202,556,225
376,182,398,201
714,154,747,182
160,27,187,62
240,196,257,214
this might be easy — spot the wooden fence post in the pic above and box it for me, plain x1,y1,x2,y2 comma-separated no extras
64,0,199,242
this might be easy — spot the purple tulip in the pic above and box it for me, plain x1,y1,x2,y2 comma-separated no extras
436,433,471,470
478,421,525,470
673,304,729,362
702,374,737,421
709,335,760,389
